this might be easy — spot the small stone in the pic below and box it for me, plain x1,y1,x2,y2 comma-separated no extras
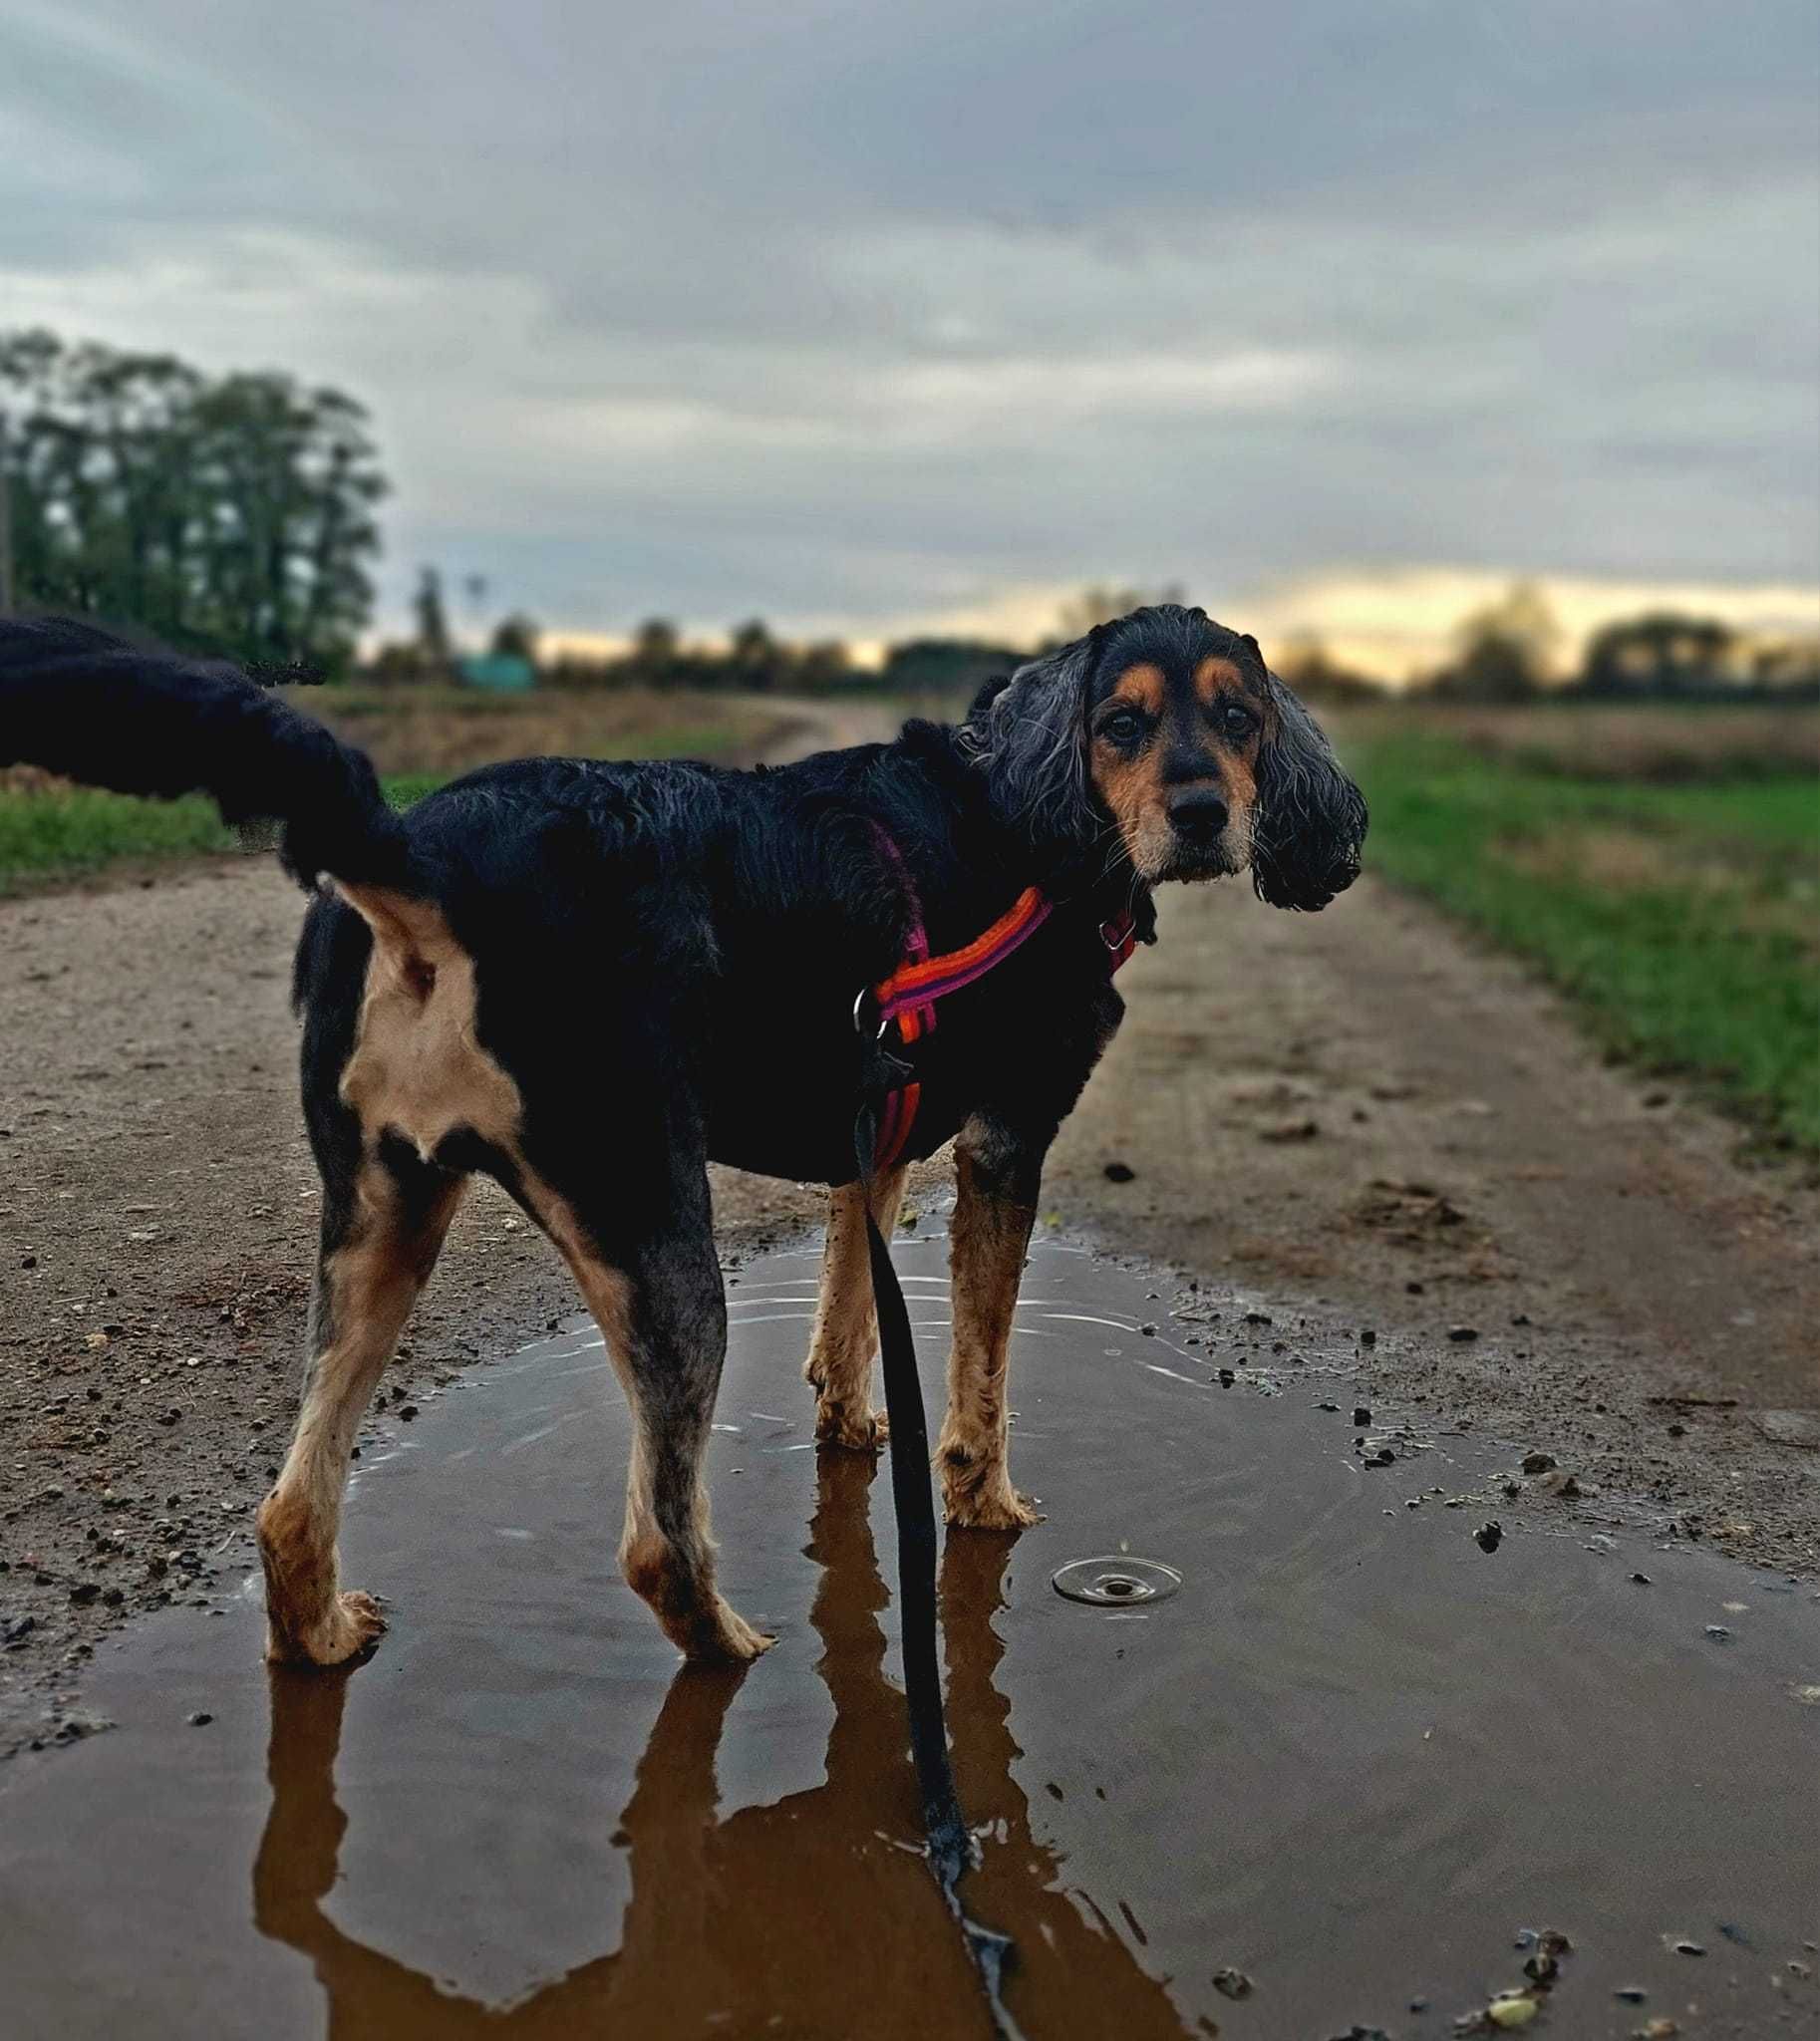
1102,1161,1137,1184
187,1710,213,1727
1671,1938,1705,1956
1353,1406,1372,1426
1520,1452,1556,1475
399,1404,419,1421
1211,1967,1252,2000
1703,1626,1730,1643
1244,1311,1273,1326
1631,1572,1651,1585
1487,1995,1539,2029
1475,1521,1503,1554
68,1583,101,1605
1140,1323,1157,1337
1634,2021,1677,2039
1361,1328,1377,1346
1448,1325,1480,1343
1614,1986,1648,2003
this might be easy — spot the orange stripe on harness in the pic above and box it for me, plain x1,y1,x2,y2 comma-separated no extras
861,829,1137,1175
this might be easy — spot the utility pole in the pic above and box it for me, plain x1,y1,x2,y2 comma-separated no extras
0,409,13,618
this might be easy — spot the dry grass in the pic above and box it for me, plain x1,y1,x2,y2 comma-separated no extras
1334,701,1820,783
298,683,796,777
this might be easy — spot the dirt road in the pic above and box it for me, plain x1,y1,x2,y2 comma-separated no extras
3,724,1815,1749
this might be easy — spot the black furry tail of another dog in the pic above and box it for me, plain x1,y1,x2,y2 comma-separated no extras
0,615,408,892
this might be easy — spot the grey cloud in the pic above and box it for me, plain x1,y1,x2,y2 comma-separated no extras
1,0,1815,636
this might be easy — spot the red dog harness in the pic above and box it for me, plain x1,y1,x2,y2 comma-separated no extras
860,828,1138,1172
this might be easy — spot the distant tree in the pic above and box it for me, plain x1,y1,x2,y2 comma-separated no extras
628,617,681,687
1425,581,1561,702
1057,583,1184,643
794,640,851,691
727,617,785,692
1579,611,1736,697
489,611,540,665
1269,634,1386,705
0,328,386,668
413,566,452,667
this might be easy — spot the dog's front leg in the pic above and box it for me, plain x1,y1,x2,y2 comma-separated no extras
938,1115,1047,1530
803,1166,906,1449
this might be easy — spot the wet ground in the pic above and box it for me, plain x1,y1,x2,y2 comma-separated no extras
1,1232,1815,2041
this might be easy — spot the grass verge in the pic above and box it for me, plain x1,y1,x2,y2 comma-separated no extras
1348,727,1820,1154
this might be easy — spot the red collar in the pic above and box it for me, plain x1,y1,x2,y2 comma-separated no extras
861,828,1137,1171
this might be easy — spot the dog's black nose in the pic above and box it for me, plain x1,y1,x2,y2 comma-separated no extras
1168,789,1229,843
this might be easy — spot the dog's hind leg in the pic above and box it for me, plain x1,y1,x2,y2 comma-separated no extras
258,1144,464,1666
802,1165,906,1451
525,1168,773,1665
938,1115,1045,1531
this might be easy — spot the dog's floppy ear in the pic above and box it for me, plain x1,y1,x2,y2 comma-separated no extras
964,629,1100,853
1250,656,1367,911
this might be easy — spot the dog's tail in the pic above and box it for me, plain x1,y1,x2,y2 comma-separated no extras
0,616,410,893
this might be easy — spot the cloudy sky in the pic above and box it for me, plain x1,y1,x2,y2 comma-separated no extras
3,0,1817,671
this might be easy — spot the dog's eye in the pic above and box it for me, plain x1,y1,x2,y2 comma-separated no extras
1219,704,1256,741
1097,707,1147,745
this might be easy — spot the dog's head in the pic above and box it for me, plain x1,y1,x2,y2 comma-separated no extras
966,603,1366,909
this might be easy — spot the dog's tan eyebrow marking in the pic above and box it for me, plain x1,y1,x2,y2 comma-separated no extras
1105,663,1166,717
1192,656,1249,705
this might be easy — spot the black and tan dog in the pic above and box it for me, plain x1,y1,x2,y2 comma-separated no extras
1,605,1364,1668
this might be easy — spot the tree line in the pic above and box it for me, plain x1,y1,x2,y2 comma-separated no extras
1395,582,1819,704
0,328,384,671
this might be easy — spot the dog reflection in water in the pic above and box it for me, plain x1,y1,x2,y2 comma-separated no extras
253,1454,1193,2040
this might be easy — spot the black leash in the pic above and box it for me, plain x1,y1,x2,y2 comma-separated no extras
854,1103,1023,2040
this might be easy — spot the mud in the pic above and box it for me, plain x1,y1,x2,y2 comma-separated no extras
2,1233,1814,2041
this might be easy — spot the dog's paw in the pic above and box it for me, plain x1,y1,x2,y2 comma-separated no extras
683,1602,777,1665
945,1485,1043,1532
267,1589,388,1668
813,1401,889,1452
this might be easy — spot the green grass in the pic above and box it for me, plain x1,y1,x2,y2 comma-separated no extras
0,777,433,895
1351,728,1820,1152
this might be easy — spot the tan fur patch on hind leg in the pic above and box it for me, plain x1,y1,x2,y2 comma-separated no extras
803,1167,905,1451
259,1167,464,1666
938,1144,1040,1529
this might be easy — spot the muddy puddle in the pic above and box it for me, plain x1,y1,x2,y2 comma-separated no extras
1,1234,1815,2040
